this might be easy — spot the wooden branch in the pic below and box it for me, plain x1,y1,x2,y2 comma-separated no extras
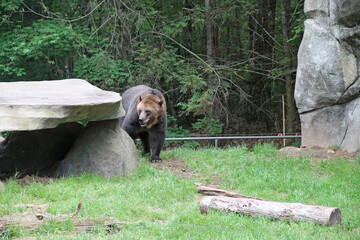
36,201,82,220
196,184,266,201
199,196,341,226
71,201,82,218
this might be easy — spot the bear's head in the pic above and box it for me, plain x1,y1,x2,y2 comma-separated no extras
137,93,164,128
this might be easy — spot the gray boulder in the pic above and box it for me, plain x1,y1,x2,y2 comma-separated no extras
54,119,139,178
295,0,360,152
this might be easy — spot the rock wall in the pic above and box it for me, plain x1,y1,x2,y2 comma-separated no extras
295,0,360,152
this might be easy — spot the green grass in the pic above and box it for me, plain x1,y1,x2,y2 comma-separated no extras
0,144,359,239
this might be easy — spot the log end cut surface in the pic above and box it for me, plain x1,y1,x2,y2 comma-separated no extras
329,208,342,226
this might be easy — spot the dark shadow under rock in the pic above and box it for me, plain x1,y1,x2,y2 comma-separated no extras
0,122,84,178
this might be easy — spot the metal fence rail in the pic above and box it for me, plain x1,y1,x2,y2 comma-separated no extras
164,135,301,149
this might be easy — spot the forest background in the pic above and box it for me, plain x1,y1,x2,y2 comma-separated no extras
0,0,304,137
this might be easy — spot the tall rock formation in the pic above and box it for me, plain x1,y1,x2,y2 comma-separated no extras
295,0,360,152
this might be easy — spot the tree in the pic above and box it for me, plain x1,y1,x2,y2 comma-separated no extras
205,0,221,121
281,0,297,135
247,0,278,130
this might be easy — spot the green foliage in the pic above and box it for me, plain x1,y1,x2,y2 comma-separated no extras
0,19,84,80
166,114,200,148
177,91,211,117
292,139,301,148
131,43,203,89
0,0,23,13
0,132,9,138
73,52,132,91
166,114,190,138
192,117,223,135
77,121,88,127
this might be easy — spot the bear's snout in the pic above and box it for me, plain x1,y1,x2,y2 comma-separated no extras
138,118,148,127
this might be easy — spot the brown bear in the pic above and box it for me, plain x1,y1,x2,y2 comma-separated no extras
119,85,167,162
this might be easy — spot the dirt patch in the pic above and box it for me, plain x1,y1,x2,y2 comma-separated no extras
151,158,195,179
0,175,55,188
12,175,53,186
279,146,359,161
151,158,222,186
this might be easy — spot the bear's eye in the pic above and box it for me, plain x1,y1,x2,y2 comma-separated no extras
138,110,142,114
146,110,151,115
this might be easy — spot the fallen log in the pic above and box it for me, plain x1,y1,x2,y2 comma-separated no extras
199,196,341,226
0,217,123,232
0,202,123,232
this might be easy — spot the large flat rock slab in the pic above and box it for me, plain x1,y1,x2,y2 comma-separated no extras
0,79,124,131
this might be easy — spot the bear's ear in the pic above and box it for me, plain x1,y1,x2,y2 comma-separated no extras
138,95,143,102
158,98,163,106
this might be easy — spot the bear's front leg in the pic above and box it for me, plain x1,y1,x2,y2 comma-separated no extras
139,132,150,155
149,129,165,162
150,152,162,162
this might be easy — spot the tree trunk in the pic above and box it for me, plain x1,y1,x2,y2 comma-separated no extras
116,2,132,61
183,0,194,55
281,0,297,136
205,0,221,121
248,0,277,130
199,196,341,226
205,0,218,63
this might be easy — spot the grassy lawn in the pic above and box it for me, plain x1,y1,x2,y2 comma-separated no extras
0,144,359,239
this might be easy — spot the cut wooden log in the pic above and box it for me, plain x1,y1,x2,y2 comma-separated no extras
199,196,341,226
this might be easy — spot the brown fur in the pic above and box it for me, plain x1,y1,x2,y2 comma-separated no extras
119,85,167,162
136,93,164,129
